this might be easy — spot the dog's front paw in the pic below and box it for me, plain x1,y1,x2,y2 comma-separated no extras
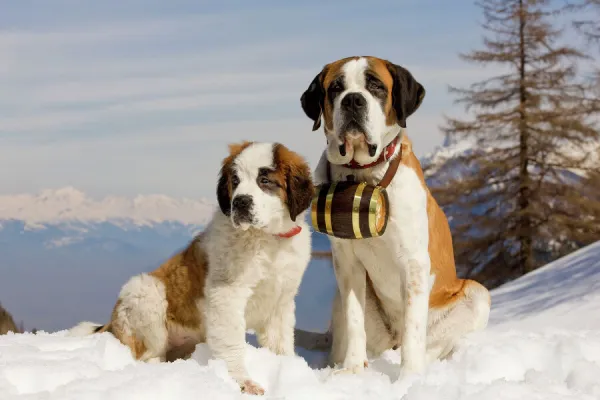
240,379,265,396
399,357,426,379
332,359,368,375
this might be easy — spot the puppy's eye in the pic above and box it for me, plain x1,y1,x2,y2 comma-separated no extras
259,177,271,185
367,79,385,91
231,176,240,186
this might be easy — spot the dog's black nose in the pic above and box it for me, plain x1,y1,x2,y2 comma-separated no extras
232,195,253,211
368,144,377,157
341,92,366,111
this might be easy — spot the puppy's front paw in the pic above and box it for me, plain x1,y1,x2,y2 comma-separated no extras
240,380,265,396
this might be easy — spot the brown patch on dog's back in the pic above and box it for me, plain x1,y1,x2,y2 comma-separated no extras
151,234,208,331
395,135,466,308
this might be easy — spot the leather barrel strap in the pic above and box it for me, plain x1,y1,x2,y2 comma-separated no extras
377,143,402,188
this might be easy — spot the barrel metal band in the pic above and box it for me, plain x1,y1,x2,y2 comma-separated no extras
311,188,320,233
324,183,337,235
352,182,366,239
369,186,381,237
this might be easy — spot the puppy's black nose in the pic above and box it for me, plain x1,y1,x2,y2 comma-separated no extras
232,195,253,212
341,92,366,111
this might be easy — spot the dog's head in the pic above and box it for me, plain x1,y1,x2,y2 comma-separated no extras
216,141,314,234
301,56,425,166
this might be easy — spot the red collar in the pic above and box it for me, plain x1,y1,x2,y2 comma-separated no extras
343,135,400,169
275,225,302,238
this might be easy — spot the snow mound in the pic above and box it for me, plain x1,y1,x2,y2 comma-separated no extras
0,187,215,228
1,241,600,399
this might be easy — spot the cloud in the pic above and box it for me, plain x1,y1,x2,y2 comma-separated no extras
1,89,299,133
0,1,488,198
8,69,312,107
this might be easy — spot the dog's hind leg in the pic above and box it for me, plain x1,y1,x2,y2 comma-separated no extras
111,273,170,362
425,279,491,363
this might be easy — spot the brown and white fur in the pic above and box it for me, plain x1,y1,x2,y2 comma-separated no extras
69,141,314,395
300,56,491,378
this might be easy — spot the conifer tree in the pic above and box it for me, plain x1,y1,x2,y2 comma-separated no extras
0,302,19,335
433,0,600,287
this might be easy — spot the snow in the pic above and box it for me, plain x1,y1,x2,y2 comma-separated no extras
2,242,600,400
0,187,215,228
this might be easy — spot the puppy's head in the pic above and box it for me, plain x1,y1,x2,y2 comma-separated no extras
301,56,425,166
217,141,314,234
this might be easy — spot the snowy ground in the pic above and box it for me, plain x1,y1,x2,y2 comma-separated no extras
2,242,600,399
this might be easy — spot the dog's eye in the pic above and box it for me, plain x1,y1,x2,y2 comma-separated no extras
231,175,240,186
259,177,271,185
330,81,344,92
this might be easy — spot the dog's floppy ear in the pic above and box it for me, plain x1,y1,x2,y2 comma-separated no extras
216,164,231,216
386,62,425,128
300,67,327,131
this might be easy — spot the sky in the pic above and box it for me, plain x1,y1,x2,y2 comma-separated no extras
1,0,495,199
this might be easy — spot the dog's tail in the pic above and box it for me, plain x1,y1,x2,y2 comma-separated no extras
67,321,111,337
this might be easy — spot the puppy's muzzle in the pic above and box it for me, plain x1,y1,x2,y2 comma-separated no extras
232,195,254,224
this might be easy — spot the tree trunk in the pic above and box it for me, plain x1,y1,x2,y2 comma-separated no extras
518,0,534,274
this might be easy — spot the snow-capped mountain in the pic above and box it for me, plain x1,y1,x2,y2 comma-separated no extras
0,186,215,230
420,134,600,183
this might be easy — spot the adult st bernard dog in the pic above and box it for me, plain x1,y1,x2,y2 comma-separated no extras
70,141,314,395
300,56,491,377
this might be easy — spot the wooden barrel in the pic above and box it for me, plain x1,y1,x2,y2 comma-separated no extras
310,181,389,239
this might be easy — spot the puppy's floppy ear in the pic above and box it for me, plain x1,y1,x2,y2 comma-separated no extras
287,163,314,222
386,62,426,128
216,164,231,216
274,144,315,222
300,67,327,131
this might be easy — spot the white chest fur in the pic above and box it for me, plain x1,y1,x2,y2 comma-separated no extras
203,211,311,384
329,164,431,314
317,150,433,375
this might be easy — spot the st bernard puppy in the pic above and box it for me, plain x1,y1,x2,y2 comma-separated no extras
300,56,491,377
69,141,314,395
